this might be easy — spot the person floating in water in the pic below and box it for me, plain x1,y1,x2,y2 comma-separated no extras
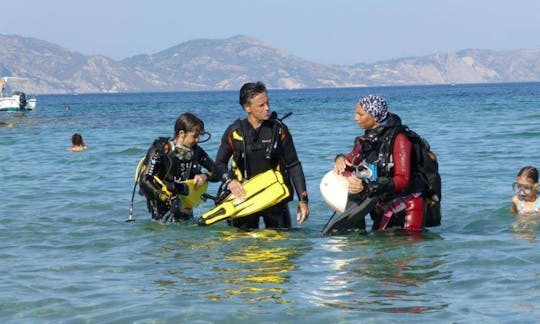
70,133,87,152
138,112,220,222
511,166,540,216
0,120,14,128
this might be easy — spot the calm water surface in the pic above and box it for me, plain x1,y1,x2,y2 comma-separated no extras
1,83,540,323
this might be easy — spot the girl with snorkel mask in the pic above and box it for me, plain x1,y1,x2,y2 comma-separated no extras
511,166,540,216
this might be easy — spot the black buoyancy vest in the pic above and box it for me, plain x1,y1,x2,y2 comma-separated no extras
229,118,283,179
360,126,395,175
138,137,202,196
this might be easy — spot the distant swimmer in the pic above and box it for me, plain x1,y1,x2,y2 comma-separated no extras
70,133,87,152
0,120,14,128
65,105,71,111
511,166,540,216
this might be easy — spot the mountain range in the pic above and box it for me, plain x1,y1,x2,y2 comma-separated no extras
1,34,539,94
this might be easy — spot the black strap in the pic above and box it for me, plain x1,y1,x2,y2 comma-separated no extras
238,119,248,180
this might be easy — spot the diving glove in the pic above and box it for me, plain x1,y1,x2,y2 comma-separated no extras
367,177,395,197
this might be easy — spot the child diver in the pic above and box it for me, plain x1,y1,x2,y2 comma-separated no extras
511,166,540,216
138,112,220,222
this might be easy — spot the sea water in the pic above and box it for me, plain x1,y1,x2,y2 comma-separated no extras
1,83,539,323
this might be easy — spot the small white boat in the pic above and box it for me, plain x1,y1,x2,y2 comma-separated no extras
0,77,37,112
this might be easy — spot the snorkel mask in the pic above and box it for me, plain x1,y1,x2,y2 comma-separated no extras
170,131,212,160
513,182,538,199
172,142,193,160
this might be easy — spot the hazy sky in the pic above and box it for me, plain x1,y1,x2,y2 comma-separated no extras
3,0,539,65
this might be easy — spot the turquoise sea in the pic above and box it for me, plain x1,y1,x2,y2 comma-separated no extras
1,83,540,323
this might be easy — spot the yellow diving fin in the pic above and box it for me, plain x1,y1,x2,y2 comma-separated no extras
198,169,290,226
153,175,208,207
180,179,208,208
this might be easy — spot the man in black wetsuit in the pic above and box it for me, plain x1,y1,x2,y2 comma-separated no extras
215,82,310,229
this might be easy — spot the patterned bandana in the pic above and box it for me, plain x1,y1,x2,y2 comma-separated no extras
358,95,388,122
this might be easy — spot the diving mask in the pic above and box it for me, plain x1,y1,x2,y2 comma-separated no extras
171,142,193,160
512,182,538,195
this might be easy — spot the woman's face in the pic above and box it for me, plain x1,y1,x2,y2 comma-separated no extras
354,103,378,130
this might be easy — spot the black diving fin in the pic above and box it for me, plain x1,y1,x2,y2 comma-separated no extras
322,195,378,235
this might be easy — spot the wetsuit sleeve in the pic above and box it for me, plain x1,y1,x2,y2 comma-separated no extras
343,137,363,172
280,124,308,202
140,149,165,200
198,148,221,182
392,133,412,192
214,124,235,182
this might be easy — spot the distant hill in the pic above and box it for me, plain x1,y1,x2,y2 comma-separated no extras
1,34,539,94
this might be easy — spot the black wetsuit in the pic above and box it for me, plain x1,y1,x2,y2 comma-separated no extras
215,118,308,229
139,138,219,222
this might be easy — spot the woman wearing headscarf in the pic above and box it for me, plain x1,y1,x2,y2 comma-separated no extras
334,95,425,232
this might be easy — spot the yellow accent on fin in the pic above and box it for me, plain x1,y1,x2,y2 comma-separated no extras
198,170,289,226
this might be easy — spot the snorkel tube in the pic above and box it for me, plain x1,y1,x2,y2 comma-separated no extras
126,156,146,222
197,131,211,144
265,111,292,159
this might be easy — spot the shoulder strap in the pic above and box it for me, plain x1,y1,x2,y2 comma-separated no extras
228,119,248,180
266,117,285,159
379,125,406,172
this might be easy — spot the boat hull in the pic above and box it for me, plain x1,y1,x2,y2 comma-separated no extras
1,77,37,112
0,96,36,112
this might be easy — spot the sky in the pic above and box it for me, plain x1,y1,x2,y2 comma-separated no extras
2,0,540,65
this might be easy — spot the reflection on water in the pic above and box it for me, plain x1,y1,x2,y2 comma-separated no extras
512,213,540,242
313,232,450,313
162,229,303,304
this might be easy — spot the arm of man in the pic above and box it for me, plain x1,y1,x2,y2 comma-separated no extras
214,125,235,181
280,125,309,223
